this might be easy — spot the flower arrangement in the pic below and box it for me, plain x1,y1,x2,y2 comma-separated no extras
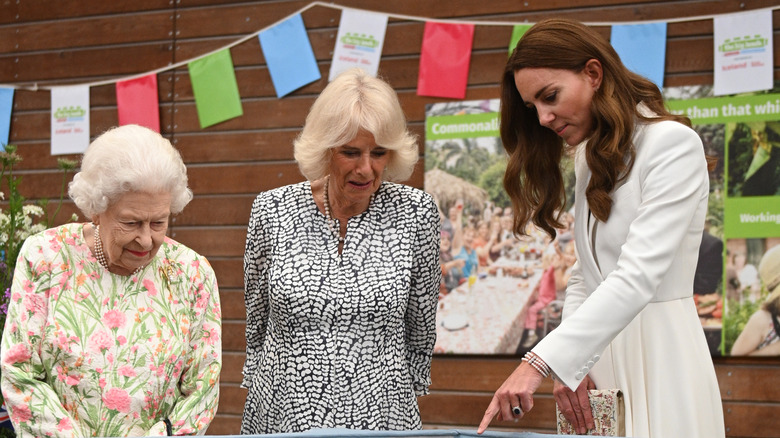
0,144,77,436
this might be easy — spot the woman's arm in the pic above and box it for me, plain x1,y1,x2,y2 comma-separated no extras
442,258,465,272
535,123,710,390
164,258,222,435
730,310,770,356
405,193,441,396
1,235,82,438
241,195,272,390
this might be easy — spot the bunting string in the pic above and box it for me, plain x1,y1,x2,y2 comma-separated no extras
1,2,778,91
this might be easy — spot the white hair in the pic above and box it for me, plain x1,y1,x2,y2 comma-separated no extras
294,68,418,182
68,125,193,219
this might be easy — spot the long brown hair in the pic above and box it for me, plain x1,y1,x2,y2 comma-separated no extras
501,18,691,237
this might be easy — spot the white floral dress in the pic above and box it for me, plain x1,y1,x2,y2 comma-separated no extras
0,223,222,437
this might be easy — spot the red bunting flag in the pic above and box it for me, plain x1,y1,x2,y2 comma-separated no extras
116,74,160,132
417,22,475,99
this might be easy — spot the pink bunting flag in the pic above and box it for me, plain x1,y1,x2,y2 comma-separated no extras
417,22,475,99
116,74,160,132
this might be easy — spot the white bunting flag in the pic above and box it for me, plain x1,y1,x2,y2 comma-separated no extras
51,85,90,155
713,8,773,96
328,9,388,81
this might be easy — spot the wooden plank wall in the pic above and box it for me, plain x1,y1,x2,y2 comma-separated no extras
1,1,779,436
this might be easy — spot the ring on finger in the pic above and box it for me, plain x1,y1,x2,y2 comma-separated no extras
512,405,523,416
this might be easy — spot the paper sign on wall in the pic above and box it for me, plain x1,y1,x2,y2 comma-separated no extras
51,85,90,155
329,9,388,81
713,8,773,96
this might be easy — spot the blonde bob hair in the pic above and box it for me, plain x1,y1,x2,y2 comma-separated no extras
68,124,193,219
294,68,418,182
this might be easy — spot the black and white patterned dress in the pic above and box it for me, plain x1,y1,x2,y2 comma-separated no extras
240,181,441,434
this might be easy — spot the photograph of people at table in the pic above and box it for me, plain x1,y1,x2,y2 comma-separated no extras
427,107,576,355
478,18,725,437
240,68,441,434
0,125,222,437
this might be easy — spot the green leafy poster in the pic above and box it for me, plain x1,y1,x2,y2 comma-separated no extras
666,85,780,356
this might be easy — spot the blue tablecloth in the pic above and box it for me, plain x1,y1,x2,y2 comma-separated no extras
227,429,579,438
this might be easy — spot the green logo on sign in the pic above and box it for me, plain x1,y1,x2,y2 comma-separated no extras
54,106,86,119
341,32,379,49
718,35,768,52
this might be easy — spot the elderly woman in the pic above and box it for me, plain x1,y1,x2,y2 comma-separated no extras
1,125,222,437
241,68,441,434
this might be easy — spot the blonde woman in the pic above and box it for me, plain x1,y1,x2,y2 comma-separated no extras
241,69,440,434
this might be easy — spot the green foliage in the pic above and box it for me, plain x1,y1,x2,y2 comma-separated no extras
477,160,510,208
430,139,499,183
427,137,510,211
706,181,724,239
727,123,753,196
727,122,780,197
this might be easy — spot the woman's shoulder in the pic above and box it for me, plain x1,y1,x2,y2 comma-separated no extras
256,181,310,201
252,181,311,208
13,223,87,269
25,222,85,249
379,181,436,207
159,237,215,274
634,119,704,161
642,117,697,134
746,307,772,327
637,117,700,143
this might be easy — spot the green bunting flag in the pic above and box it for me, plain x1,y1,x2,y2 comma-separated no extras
508,24,531,56
188,49,243,129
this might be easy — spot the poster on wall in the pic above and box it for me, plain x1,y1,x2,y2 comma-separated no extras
667,83,780,357
424,84,780,357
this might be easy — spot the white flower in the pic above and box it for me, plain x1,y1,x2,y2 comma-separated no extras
22,205,44,217
20,213,33,229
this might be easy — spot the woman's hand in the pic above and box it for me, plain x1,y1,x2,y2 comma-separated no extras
147,421,168,436
553,375,596,434
477,362,544,433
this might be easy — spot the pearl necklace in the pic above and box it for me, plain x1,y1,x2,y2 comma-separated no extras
322,176,375,243
93,224,144,276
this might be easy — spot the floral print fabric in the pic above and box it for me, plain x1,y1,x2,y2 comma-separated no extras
1,223,222,437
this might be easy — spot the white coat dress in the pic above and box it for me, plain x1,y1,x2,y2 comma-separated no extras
532,113,726,437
